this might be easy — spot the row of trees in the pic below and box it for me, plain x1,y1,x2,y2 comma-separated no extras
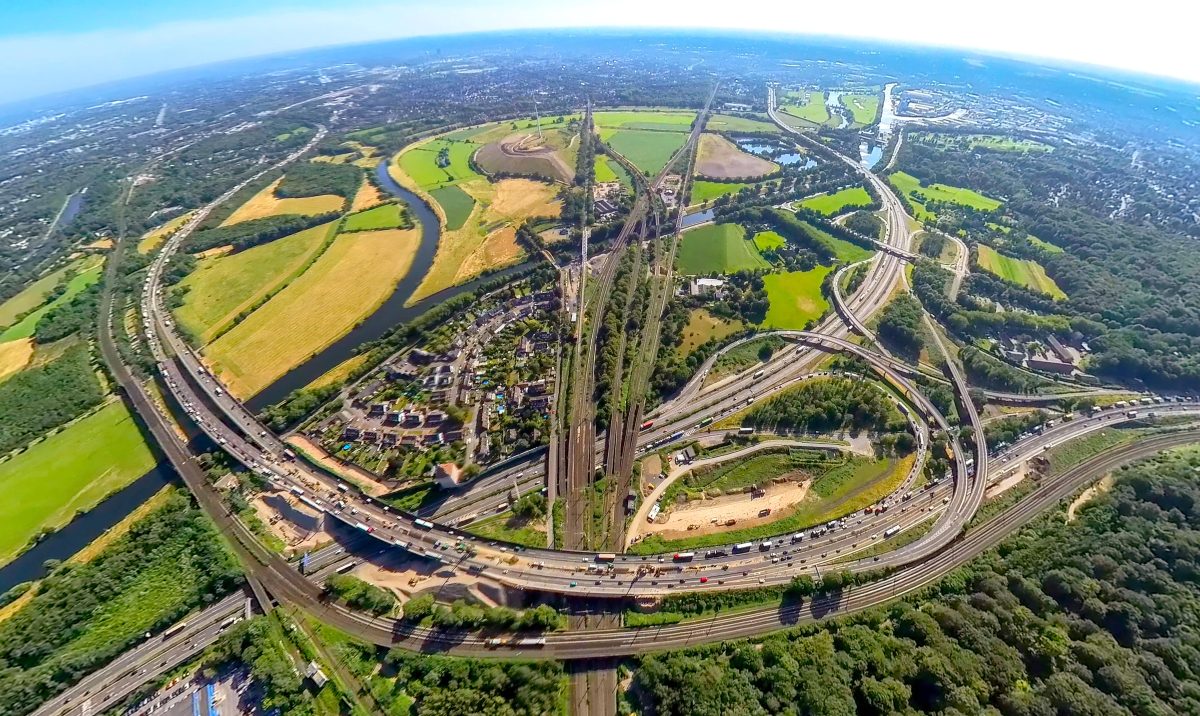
631,448,1200,715
401,596,564,632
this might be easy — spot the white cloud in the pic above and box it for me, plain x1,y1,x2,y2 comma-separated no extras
2,0,1197,104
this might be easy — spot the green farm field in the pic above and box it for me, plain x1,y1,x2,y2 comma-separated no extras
0,400,157,566
798,186,872,216
1028,236,1064,254
593,110,696,132
676,223,770,274
889,171,1002,221
761,267,832,329
342,203,405,232
976,245,1066,299
205,227,421,399
705,114,781,134
396,139,481,190
429,185,474,230
690,180,752,205
0,258,105,343
604,129,687,176
175,221,337,344
0,259,90,330
797,220,874,263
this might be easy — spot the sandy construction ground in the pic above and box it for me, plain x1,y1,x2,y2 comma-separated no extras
354,555,501,607
641,480,811,542
286,434,391,496
695,133,778,179
251,491,331,554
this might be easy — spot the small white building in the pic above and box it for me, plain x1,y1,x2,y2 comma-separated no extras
690,277,727,296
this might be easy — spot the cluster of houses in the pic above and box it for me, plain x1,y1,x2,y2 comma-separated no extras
995,334,1093,380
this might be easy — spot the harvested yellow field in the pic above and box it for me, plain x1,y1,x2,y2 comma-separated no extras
205,228,420,399
304,352,371,392
490,177,562,218
83,238,114,250
175,222,336,344
195,245,234,259
455,226,522,283
350,181,386,212
137,211,194,254
220,177,344,227
0,338,34,382
409,177,559,303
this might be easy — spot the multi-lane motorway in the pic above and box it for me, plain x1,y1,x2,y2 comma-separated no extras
93,86,1199,671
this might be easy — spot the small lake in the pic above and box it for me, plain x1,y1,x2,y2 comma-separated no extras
860,142,884,170
681,209,715,229
735,140,816,168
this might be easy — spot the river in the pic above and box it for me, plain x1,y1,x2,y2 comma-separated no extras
2,158,531,590
246,160,531,411
0,464,175,593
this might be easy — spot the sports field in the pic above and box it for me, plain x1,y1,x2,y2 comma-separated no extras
0,258,105,343
705,114,781,134
840,92,881,125
136,211,194,255
690,180,752,205
695,133,777,179
0,400,157,567
409,177,559,303
780,90,829,125
342,203,405,232
604,129,687,176
205,227,421,398
219,177,344,227
760,267,833,329
889,171,1002,222
976,245,1066,299
798,186,873,216
174,221,337,344
676,223,770,275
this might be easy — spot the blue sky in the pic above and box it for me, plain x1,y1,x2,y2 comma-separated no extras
1,0,1196,104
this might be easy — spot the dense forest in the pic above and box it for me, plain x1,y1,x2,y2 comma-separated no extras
387,651,565,716
0,492,242,716
275,161,362,202
0,343,105,454
897,136,1200,389
876,295,924,360
742,377,907,436
630,447,1200,715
